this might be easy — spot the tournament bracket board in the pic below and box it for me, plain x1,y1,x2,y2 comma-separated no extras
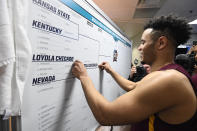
21,0,132,131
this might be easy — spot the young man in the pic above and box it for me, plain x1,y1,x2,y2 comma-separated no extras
72,15,197,130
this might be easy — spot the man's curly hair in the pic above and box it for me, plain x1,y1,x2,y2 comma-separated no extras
144,15,192,47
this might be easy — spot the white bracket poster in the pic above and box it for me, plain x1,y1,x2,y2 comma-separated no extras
21,0,132,131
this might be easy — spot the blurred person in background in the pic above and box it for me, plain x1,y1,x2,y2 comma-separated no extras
128,63,151,82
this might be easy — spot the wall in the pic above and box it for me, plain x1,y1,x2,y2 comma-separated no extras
21,0,132,131
130,31,143,66
188,33,197,45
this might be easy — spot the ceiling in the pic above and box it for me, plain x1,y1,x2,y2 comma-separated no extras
92,0,197,40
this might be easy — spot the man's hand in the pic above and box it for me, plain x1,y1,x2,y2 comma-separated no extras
72,60,88,79
98,62,112,73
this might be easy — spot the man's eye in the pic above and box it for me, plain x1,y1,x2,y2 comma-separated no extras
141,41,145,45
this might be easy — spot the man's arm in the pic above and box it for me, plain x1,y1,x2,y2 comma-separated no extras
99,62,137,91
72,61,195,125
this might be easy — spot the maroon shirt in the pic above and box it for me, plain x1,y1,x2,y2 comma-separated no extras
131,64,197,131
192,74,197,89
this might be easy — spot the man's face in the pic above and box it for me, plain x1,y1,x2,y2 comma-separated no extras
138,29,156,65
193,45,197,52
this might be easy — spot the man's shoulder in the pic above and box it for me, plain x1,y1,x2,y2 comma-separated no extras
139,69,190,90
148,69,187,81
135,69,193,104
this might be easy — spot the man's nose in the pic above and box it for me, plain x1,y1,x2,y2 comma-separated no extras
138,44,142,51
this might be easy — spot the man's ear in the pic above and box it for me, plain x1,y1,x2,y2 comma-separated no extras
157,36,168,50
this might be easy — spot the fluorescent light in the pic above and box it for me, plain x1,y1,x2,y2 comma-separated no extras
178,45,186,48
189,19,197,24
